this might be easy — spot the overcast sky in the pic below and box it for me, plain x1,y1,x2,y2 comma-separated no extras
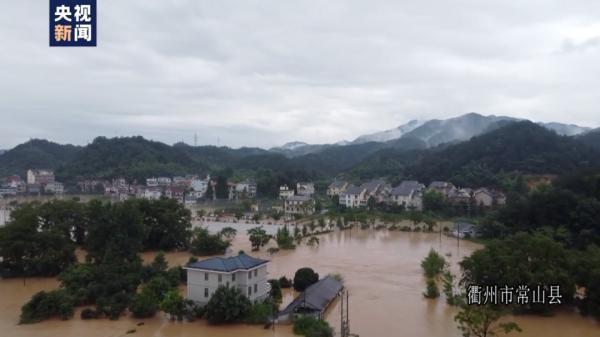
1,1,600,149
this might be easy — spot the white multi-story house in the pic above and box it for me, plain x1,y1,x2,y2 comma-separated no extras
185,252,270,305
146,178,158,187
157,177,172,186
296,182,315,197
44,182,64,195
235,180,257,199
27,169,55,185
339,185,366,208
284,195,315,215
142,187,162,200
279,185,295,199
190,175,210,197
390,181,425,210
327,180,348,196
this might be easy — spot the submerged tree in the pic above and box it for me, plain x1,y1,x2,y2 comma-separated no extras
455,304,521,337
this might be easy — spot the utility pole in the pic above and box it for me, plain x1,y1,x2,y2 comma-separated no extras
340,290,359,337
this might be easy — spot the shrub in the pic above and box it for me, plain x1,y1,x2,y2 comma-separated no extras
423,279,440,299
190,227,230,256
279,276,292,288
20,290,75,324
130,291,158,318
293,268,319,292
293,316,334,337
204,285,251,324
245,301,273,324
421,249,446,278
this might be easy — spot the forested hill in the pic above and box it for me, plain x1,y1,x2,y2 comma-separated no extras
350,121,600,186
1,122,599,185
0,139,81,177
56,137,208,181
577,129,600,150
403,121,600,186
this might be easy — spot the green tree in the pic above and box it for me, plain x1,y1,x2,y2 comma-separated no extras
130,290,158,318
220,227,238,241
423,278,440,299
455,304,521,337
421,249,446,278
20,290,75,324
247,226,271,251
0,202,76,277
204,285,251,324
135,198,192,251
293,316,334,337
276,226,295,249
215,176,229,199
293,267,319,291
190,227,230,255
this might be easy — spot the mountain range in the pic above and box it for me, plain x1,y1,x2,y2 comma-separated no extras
0,114,598,190
270,113,592,157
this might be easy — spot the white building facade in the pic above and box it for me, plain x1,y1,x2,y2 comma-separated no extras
185,253,270,305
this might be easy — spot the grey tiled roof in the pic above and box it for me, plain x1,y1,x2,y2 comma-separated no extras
279,276,343,315
328,180,347,189
343,185,365,195
186,253,268,272
391,181,424,196
429,181,453,189
360,179,386,194
287,195,312,202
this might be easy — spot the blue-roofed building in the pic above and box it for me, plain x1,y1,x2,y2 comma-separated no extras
185,252,270,305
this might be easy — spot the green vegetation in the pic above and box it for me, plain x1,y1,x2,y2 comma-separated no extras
459,171,600,319
276,226,295,249
293,267,319,292
0,198,192,278
20,290,75,324
455,304,521,337
190,227,230,256
204,285,251,324
421,249,446,278
423,279,440,299
247,226,271,251
293,316,334,337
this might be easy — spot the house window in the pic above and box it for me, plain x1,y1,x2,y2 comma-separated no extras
226,281,229,287
254,269,258,277
254,284,257,293
204,288,209,298
204,272,208,281
218,274,222,282
248,271,252,279
232,273,236,281
248,286,252,296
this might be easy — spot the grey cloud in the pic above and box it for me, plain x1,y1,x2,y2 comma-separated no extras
1,0,599,149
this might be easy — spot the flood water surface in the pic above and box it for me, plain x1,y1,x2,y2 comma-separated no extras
1,224,598,337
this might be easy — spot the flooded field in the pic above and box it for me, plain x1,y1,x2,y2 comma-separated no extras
0,222,598,337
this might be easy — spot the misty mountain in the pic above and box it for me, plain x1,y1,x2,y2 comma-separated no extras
539,122,592,136
401,121,599,186
351,119,425,144
272,113,593,157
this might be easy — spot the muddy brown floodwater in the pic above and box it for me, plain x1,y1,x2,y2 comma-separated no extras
1,222,598,337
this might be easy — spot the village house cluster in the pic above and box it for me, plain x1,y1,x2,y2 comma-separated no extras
0,169,64,198
279,182,316,216
78,175,257,204
327,179,506,210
